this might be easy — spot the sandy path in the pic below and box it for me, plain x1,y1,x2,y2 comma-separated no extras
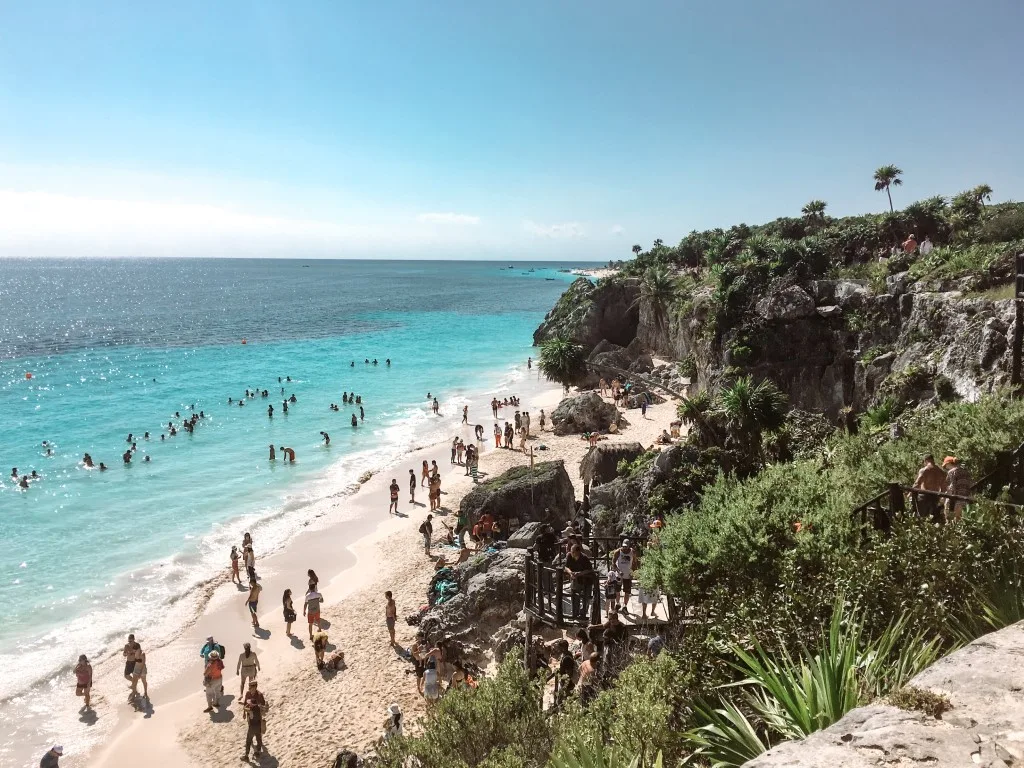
82,386,680,767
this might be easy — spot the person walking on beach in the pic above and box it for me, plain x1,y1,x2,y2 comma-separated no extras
283,589,297,636
385,590,397,645
237,643,261,698
230,546,242,585
39,746,63,768
409,469,417,504
389,478,400,514
493,423,501,448
420,514,433,556
462,405,468,424
304,587,323,639
421,460,430,488
241,680,268,761
74,654,93,710
202,650,224,713
246,578,262,630
129,644,148,700
123,633,140,682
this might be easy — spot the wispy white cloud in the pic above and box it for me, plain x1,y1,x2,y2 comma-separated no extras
416,212,480,224
522,219,585,239
609,224,625,235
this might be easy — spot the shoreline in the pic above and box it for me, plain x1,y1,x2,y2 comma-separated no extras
31,373,681,767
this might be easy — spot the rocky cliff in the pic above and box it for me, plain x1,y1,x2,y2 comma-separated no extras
540,273,1017,420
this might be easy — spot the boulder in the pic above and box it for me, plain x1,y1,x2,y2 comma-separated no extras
459,460,575,531
506,521,546,549
419,549,528,644
755,286,816,321
816,305,842,319
551,391,622,435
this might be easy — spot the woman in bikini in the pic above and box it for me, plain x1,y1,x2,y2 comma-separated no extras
421,460,430,488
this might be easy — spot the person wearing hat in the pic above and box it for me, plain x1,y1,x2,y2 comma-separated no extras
200,636,222,662
202,649,225,713
242,680,267,761
382,702,403,741
40,745,63,767
943,456,973,522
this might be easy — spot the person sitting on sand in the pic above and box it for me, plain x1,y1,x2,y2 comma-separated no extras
279,446,295,462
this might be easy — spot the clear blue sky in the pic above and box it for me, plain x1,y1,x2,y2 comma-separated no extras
0,0,1020,259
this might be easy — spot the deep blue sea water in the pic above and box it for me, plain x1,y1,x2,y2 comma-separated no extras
0,258,592,701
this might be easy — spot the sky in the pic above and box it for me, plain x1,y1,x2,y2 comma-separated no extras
0,0,1021,260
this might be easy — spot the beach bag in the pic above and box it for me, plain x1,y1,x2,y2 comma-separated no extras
285,608,297,622
419,522,428,535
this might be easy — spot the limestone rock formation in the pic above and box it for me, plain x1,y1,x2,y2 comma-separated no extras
580,442,646,487
551,391,622,435
756,285,816,321
458,460,575,531
533,277,640,350
744,619,1024,767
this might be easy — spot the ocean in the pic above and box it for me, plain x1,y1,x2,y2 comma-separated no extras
0,257,590,712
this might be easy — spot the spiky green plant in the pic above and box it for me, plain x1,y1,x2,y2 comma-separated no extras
684,699,769,768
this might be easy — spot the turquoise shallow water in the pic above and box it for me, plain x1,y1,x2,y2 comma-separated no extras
0,258,592,702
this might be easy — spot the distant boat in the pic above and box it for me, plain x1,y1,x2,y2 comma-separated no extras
508,264,514,269
528,268,535,272
302,265,310,268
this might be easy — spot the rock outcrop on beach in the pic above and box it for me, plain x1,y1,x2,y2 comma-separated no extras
418,548,527,646
550,391,622,436
744,618,1024,768
533,276,640,349
458,460,575,530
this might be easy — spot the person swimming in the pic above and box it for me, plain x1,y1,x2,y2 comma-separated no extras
289,394,297,403
144,432,150,440
99,462,108,471
372,359,378,365
123,450,132,464
18,475,29,489
386,359,391,366
83,454,94,468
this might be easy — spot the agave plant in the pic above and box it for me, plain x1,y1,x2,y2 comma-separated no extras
685,600,943,766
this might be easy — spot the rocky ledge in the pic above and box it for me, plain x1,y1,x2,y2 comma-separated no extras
745,619,1024,767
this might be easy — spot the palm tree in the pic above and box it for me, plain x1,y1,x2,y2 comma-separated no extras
873,165,903,213
717,376,788,454
632,244,642,257
652,238,664,249
972,184,993,209
538,337,587,393
801,199,827,224
632,266,677,332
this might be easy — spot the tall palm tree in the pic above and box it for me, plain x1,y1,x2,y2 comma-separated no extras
801,199,827,224
873,165,903,213
538,337,587,393
632,266,677,332
972,184,993,209
632,244,642,257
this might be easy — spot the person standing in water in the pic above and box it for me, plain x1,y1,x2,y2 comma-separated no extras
268,445,276,461
267,404,273,418
279,446,295,462
320,431,331,446
389,478,400,515
351,414,358,428
74,654,93,711
432,397,439,415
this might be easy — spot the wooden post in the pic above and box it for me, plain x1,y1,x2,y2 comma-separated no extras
555,565,564,625
525,614,534,673
525,551,535,615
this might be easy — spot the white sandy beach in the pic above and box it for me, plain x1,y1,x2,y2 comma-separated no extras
47,380,680,768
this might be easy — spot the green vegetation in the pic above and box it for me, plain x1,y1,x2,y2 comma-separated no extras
873,164,903,212
887,686,952,719
539,337,589,391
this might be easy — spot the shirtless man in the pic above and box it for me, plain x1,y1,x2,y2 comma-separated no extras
279,446,296,463
409,469,417,504
384,590,398,645
268,444,276,461
912,454,947,522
